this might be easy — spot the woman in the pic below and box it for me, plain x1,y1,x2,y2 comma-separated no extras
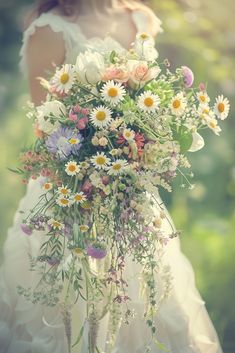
0,0,223,352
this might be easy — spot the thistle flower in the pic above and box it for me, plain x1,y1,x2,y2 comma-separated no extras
181,66,194,88
86,244,107,259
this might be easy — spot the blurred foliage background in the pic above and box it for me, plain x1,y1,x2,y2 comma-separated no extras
0,0,234,351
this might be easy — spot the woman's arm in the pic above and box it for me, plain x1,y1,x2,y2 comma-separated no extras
26,25,65,106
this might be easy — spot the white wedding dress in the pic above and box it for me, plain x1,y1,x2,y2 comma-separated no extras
0,9,223,353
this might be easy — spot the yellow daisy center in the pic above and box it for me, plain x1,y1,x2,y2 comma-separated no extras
108,87,118,97
209,121,217,129
203,108,209,114
199,95,206,102
218,102,225,113
124,131,132,138
113,163,122,171
74,194,83,202
140,33,149,40
74,248,83,255
173,99,181,109
69,138,79,145
96,156,106,165
53,221,62,228
60,73,70,84
96,111,106,121
44,183,51,190
60,188,68,195
68,164,76,172
144,97,154,107
80,225,88,232
60,198,69,205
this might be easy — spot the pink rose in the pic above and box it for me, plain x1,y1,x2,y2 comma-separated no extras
103,65,129,83
128,60,160,87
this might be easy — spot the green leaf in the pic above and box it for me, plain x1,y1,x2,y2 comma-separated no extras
73,223,79,243
7,167,24,174
109,50,117,63
72,322,85,348
172,126,193,153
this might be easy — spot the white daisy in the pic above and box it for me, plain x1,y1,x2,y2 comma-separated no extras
91,152,111,170
56,197,72,207
43,182,53,192
109,148,121,156
107,159,128,175
90,106,113,128
198,105,215,124
65,161,80,176
52,64,75,93
79,225,89,232
137,91,160,113
48,218,65,230
101,80,126,106
73,192,87,204
136,32,155,45
171,93,187,116
80,161,90,169
123,128,135,141
206,117,222,136
196,91,210,105
214,95,230,120
57,185,71,196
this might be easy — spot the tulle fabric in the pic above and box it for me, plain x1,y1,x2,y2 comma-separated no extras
0,8,223,353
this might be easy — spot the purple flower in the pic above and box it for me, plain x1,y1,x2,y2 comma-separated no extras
20,224,33,236
181,66,194,88
45,126,83,160
86,245,107,259
47,257,60,266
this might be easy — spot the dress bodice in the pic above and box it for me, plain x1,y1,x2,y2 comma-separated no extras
19,8,163,77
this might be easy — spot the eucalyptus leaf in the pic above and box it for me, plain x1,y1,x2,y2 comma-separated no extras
72,322,85,348
73,223,79,243
172,126,193,153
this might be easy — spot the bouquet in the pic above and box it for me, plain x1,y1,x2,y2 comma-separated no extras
15,32,230,352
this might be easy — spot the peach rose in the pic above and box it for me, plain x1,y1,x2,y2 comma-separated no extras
34,122,44,139
127,60,161,87
102,65,129,83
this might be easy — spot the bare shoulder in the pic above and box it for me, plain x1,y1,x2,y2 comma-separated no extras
26,23,65,105
27,24,65,61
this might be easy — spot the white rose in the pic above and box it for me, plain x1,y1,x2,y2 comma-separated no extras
188,132,205,152
36,100,66,134
75,50,105,85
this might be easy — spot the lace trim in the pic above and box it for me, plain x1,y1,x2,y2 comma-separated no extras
19,12,82,77
19,10,163,77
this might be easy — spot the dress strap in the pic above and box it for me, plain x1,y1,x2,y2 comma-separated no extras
19,12,82,77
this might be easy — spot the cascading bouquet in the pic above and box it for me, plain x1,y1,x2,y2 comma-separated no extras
15,32,230,352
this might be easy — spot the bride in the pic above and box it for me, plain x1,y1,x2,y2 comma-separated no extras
0,0,223,352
